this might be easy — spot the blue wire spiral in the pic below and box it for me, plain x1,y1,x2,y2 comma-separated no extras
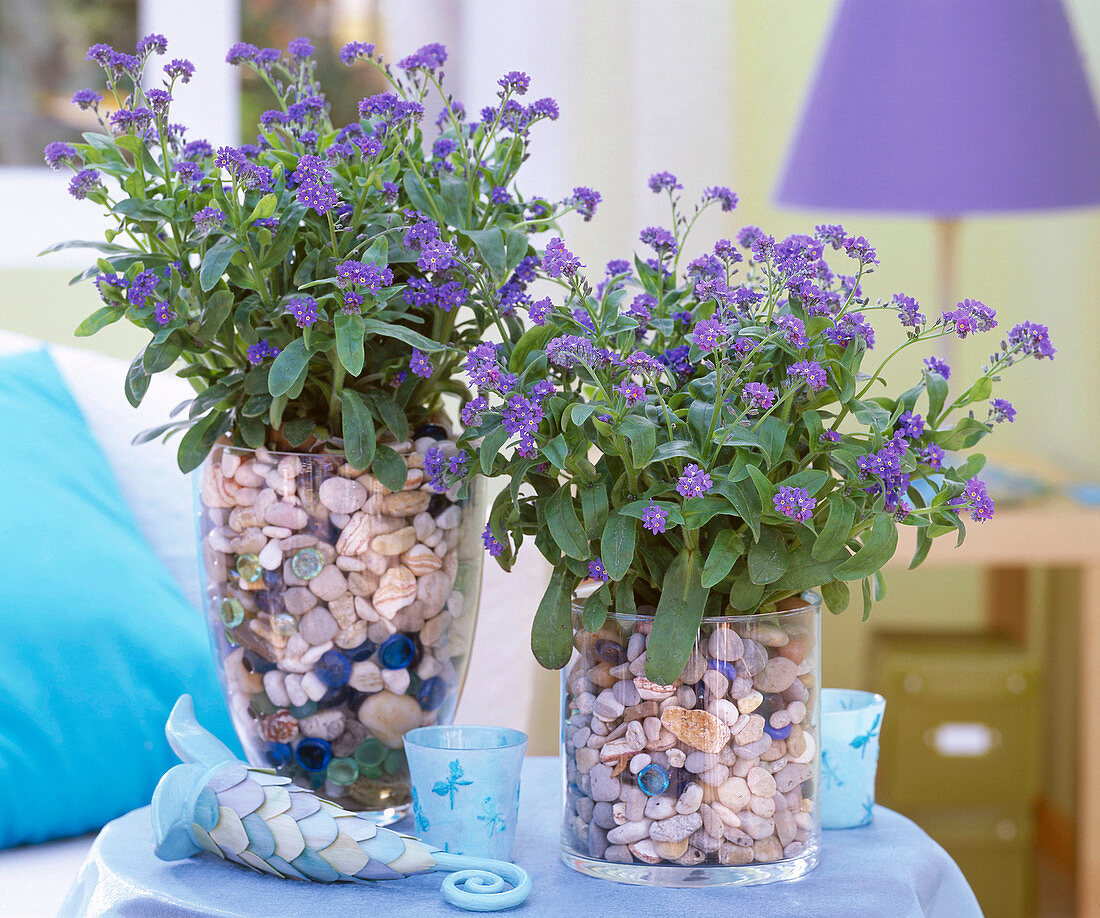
432,853,532,911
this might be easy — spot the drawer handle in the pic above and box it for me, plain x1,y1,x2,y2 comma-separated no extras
924,722,1002,757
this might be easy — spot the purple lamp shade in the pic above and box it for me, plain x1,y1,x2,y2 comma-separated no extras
775,0,1100,214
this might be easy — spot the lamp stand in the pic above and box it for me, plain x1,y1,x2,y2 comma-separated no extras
934,217,960,361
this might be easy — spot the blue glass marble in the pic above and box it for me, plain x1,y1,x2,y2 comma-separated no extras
319,684,349,709
345,688,369,710
242,649,276,675
416,676,447,712
262,568,284,590
346,638,377,662
267,742,292,766
637,763,670,797
707,658,738,681
379,634,415,670
295,737,333,772
414,423,448,440
316,650,351,687
764,720,792,740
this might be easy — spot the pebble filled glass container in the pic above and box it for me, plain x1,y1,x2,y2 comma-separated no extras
560,595,821,885
195,438,484,825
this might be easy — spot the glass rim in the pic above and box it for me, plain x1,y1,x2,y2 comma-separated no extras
575,589,822,624
821,688,886,715
403,724,528,752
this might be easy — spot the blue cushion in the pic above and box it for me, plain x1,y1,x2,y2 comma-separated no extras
0,348,239,848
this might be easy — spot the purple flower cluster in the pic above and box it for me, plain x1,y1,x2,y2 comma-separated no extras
291,154,339,214
193,205,225,235
788,360,827,391
640,226,677,256
857,436,912,511
614,378,646,405
588,558,609,582
1007,321,1055,360
777,314,809,348
417,239,458,273
893,293,925,329
482,522,505,557
896,411,924,439
569,186,601,221
153,302,175,327
498,71,530,95
677,464,713,499
943,299,997,339
989,398,1016,423
336,259,393,292
399,42,447,72
824,311,875,350
424,447,470,493
924,355,951,379
214,146,273,192
918,443,945,470
950,478,995,523
246,339,280,365
774,486,817,522
43,142,77,170
648,171,682,194
409,349,433,378
702,186,738,211
502,381,554,457
692,317,729,352
285,295,319,328
543,238,582,278
642,500,668,535
127,270,159,308
339,41,375,65
743,382,777,410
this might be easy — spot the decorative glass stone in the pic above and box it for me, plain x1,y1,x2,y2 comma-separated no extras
637,763,670,797
382,748,406,775
764,720,792,740
267,742,292,767
295,737,333,772
416,676,447,712
379,633,415,670
289,700,317,719
220,598,245,628
272,612,297,639
249,692,276,718
327,756,360,786
346,638,377,663
242,649,276,675
262,567,283,590
594,640,625,665
316,650,351,688
290,547,324,581
353,737,386,769
414,423,448,440
319,684,349,709
428,493,450,516
235,553,262,583
708,658,738,681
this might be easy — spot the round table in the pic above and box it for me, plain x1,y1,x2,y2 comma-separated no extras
60,757,981,917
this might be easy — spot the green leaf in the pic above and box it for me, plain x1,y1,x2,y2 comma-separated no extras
909,528,933,569
646,549,708,684
581,484,609,539
460,228,507,280
335,314,366,376
176,410,230,473
748,525,789,585
861,577,873,621
367,394,410,440
143,337,182,374
479,423,511,475
581,586,610,633
850,399,893,430
360,317,446,353
196,290,234,340
822,579,850,613
812,496,856,560
530,568,575,669
124,353,150,408
371,444,408,492
729,567,765,611
282,418,316,448
546,486,590,561
701,529,744,588
503,230,530,277
834,512,899,580
247,193,278,223
930,417,990,451
619,415,657,467
712,478,761,541
542,433,568,471
341,390,376,470
74,306,123,337
268,337,312,398
199,237,240,292
926,369,948,422
601,511,636,581
509,323,555,373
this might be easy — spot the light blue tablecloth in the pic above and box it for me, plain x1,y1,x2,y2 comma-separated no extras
60,757,981,917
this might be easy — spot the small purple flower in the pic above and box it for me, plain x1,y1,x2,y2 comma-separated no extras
990,398,1016,423
815,224,847,249
615,379,646,405
490,186,511,204
1007,321,1056,360
924,355,951,379
399,42,447,72
606,259,631,276
702,186,738,211
71,88,103,110
126,270,159,308
193,205,225,235
437,281,468,313
403,216,441,249
246,339,280,365
529,296,552,326
285,295,319,327
588,558,609,582
287,36,315,58
677,464,713,499
714,239,741,263
774,486,817,522
569,186,601,221
137,33,168,56
648,171,682,194
530,97,559,120
943,299,997,339
788,360,828,392
843,234,878,264
461,395,489,428
498,71,530,95
410,349,433,378
918,443,945,469
417,239,458,273
482,523,505,557
820,430,841,444
340,41,375,65
336,259,394,292
226,42,259,65
824,311,875,350
894,293,925,328
341,291,364,315
777,314,808,348
543,237,582,278
692,317,729,352
43,142,77,170
641,501,668,535
153,302,175,326
896,411,924,439
950,477,995,523
743,382,777,411
640,226,677,255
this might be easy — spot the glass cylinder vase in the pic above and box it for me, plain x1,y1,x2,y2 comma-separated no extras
560,594,821,886
195,436,485,825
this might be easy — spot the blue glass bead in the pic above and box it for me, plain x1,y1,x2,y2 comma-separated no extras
235,554,262,583
345,689,369,711
255,589,282,614
708,658,738,681
262,568,284,590
416,676,447,712
291,547,324,580
319,684,349,709
267,742,292,767
295,737,333,772
346,638,377,662
316,650,351,687
637,763,670,797
307,518,339,543
289,701,317,719
414,423,448,440
379,634,415,670
406,672,423,696
242,649,277,674
428,494,450,516
764,720,792,740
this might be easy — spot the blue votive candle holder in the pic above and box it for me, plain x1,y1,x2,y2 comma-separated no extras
404,725,528,861
820,688,887,829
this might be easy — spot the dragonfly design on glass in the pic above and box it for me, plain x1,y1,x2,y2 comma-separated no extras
861,795,875,824
433,759,473,809
821,749,845,788
477,795,507,837
849,713,882,759
412,786,430,832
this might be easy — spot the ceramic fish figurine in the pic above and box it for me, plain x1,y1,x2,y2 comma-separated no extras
152,695,531,911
